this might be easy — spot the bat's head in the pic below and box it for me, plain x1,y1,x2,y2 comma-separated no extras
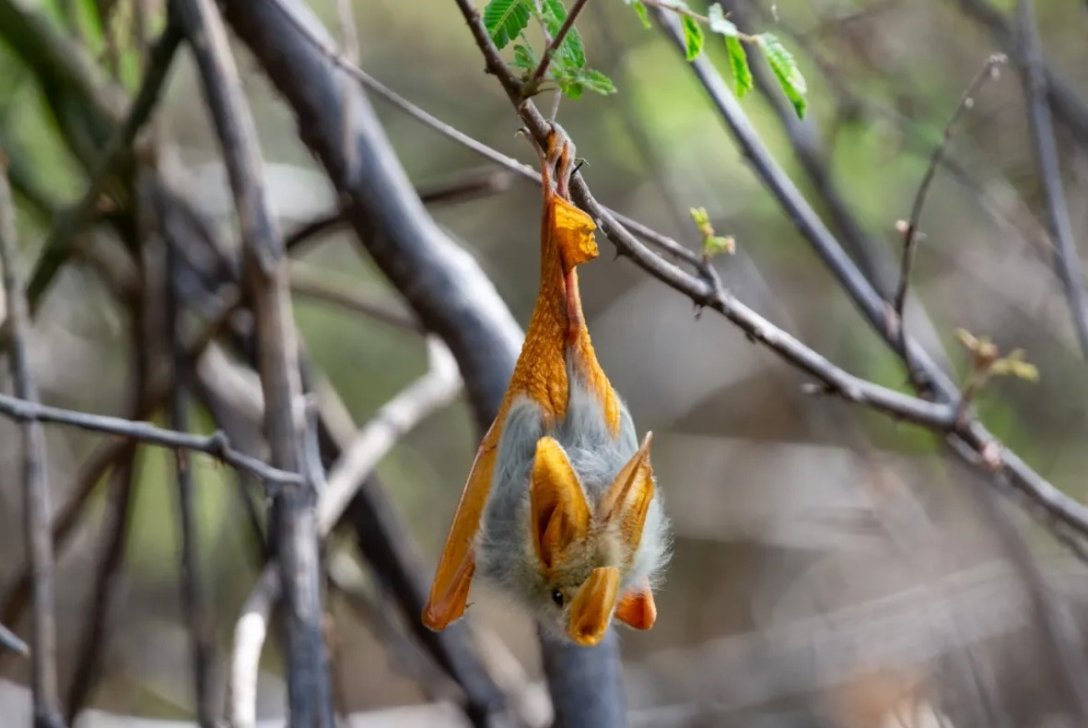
526,432,663,646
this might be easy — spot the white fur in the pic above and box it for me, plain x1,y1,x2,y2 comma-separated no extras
475,354,670,637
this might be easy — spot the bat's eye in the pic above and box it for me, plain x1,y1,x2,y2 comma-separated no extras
551,589,564,607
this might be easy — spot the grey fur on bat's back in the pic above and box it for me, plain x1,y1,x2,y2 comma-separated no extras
476,354,670,632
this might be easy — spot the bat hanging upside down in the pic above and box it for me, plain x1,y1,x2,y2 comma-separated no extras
422,127,669,646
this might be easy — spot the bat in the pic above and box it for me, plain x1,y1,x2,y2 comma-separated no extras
422,127,669,646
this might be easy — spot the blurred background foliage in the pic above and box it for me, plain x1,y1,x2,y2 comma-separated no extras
2,0,1088,725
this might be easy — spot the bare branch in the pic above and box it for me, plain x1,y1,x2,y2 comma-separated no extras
165,231,215,728
893,54,1007,334
952,0,1088,147
228,338,462,727
1016,0,1088,358
0,622,27,656
289,264,421,331
645,8,1088,555
228,567,277,728
0,392,304,486
0,157,64,728
64,455,136,725
170,0,333,722
283,167,515,255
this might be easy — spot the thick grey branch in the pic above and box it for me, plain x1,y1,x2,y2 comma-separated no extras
170,0,333,723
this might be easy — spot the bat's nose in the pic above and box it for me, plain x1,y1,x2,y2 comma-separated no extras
566,566,620,646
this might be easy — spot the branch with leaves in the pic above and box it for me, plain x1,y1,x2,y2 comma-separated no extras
449,0,1088,559
482,0,807,113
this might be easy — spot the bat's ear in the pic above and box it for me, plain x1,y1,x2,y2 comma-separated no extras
530,437,590,570
600,432,654,553
614,581,657,630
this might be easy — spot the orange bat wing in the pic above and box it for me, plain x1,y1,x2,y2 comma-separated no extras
422,415,504,630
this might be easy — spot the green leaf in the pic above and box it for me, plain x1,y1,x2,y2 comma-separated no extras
513,43,537,73
725,36,753,97
704,234,736,257
706,4,738,37
680,15,704,61
629,0,651,28
758,33,808,118
690,206,735,256
558,78,585,99
578,68,617,95
541,0,586,70
689,206,711,230
483,0,533,49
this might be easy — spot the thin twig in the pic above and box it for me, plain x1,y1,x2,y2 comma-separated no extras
284,212,346,253
0,438,137,633
952,0,1088,147
893,54,1006,334
289,264,421,331
228,567,278,728
0,622,27,655
1016,0,1088,358
285,167,515,255
64,454,137,725
0,392,304,485
0,157,64,728
170,0,333,723
228,338,462,727
166,234,215,727
24,22,182,308
527,0,591,93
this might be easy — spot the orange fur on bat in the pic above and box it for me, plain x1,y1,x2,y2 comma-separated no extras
423,130,648,636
